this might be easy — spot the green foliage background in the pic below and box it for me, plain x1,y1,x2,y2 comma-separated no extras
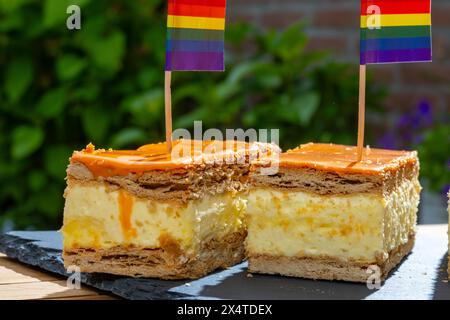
1,0,443,230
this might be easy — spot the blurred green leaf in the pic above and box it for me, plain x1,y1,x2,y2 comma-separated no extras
137,69,160,89
253,64,283,89
126,89,164,119
43,145,72,179
0,0,30,13
172,84,203,105
11,126,44,159
217,61,258,99
0,11,24,31
43,0,68,28
5,56,34,103
417,125,450,192
89,31,126,73
81,107,110,143
110,128,147,149
174,108,208,128
56,55,87,81
34,184,63,217
225,23,253,45
275,22,307,60
0,162,23,178
72,84,100,102
294,92,320,126
28,170,48,191
36,87,67,119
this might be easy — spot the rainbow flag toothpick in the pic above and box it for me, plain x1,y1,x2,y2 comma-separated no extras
360,0,432,64
166,0,227,71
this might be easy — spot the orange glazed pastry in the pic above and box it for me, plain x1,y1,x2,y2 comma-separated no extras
62,139,279,279
245,143,421,283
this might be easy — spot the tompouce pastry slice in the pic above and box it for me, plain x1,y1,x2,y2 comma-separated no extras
62,139,279,279
246,143,421,283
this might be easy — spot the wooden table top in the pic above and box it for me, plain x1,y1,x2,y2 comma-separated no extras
0,253,117,300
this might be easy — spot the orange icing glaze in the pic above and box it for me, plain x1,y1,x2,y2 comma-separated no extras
279,143,417,175
118,189,137,240
71,139,270,177
85,142,95,154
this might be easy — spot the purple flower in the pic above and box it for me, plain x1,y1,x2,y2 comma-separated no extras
412,134,424,145
377,132,397,149
417,100,433,127
397,114,411,128
410,114,422,130
381,99,435,150
443,184,450,197
418,100,432,116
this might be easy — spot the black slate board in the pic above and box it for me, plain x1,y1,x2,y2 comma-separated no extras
1,225,449,300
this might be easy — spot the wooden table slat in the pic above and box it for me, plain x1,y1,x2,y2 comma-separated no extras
0,253,117,299
0,280,104,300
44,294,117,300
0,257,58,285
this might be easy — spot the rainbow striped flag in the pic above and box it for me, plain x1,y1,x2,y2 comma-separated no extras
360,0,432,65
165,0,227,71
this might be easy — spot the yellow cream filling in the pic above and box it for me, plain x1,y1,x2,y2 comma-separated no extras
245,179,419,263
62,182,245,253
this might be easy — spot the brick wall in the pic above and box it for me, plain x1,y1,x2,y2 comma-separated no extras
228,0,450,121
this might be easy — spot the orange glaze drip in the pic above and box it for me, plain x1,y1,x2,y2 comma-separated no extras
278,143,417,175
118,189,137,240
85,142,95,153
70,139,266,178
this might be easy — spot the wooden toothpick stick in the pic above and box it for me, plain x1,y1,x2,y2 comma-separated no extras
357,64,366,162
165,71,173,153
